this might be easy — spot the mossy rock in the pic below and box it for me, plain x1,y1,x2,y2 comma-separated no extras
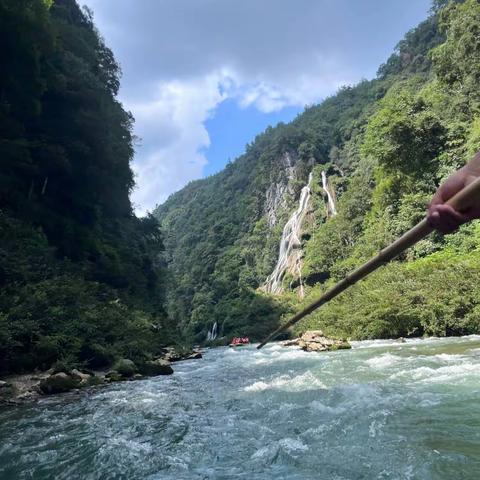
39,373,80,394
105,371,123,382
329,342,352,351
139,359,173,376
112,359,137,378
0,381,16,400
85,375,104,386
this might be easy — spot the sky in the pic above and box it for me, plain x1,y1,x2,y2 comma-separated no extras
81,0,432,215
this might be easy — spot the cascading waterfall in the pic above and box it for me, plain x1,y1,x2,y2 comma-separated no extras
321,170,337,217
263,172,313,295
206,321,218,341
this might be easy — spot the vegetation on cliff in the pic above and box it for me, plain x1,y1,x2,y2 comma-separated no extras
0,0,173,375
156,0,480,343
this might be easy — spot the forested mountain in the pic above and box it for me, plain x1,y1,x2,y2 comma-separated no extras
155,0,480,343
0,0,173,374
3,0,479,376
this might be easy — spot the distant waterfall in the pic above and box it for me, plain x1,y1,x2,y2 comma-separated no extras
206,321,218,341
321,170,337,217
263,172,313,295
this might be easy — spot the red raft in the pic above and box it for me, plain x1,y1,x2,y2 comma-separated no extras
229,337,250,347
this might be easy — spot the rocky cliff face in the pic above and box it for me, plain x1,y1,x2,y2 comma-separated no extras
264,152,297,228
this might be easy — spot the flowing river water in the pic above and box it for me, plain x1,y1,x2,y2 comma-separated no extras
1,336,480,479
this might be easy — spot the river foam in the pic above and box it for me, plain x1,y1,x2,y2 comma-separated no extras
1,336,480,479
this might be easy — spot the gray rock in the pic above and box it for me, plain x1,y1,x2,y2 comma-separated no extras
285,330,351,353
39,373,80,395
141,359,173,376
70,369,91,385
0,381,9,389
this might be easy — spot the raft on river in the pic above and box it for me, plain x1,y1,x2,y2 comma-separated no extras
229,337,250,347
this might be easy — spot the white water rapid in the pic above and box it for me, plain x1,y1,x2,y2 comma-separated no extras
263,172,313,296
2,336,480,479
321,170,337,217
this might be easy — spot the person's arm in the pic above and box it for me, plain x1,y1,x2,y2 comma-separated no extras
427,151,480,233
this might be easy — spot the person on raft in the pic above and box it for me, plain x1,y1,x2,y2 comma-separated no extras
428,151,480,234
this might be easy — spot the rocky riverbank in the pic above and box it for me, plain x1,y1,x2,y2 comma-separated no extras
0,347,203,405
283,330,351,352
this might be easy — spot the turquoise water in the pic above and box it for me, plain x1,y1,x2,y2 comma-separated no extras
1,336,480,479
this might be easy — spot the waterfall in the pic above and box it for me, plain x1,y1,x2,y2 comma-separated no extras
206,321,218,341
321,170,337,217
263,172,313,295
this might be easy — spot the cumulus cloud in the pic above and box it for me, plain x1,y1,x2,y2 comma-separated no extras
128,72,229,214
82,0,431,213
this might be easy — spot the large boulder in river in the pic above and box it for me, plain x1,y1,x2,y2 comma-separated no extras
287,330,351,352
70,369,92,385
113,359,137,378
140,359,174,376
163,347,203,362
39,372,80,394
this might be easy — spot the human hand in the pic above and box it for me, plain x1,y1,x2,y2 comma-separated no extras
428,152,480,234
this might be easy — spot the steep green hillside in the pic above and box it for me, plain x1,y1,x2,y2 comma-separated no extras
156,0,480,343
0,0,172,374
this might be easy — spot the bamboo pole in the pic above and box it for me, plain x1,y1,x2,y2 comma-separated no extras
257,176,480,349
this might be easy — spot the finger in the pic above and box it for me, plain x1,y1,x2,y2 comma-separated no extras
434,204,469,224
429,213,457,234
427,209,455,233
427,205,468,234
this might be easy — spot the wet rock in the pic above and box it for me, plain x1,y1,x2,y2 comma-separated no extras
70,369,91,385
163,347,202,363
112,359,137,378
264,151,298,228
284,330,351,352
105,371,123,382
39,372,80,395
140,359,173,376
0,381,16,403
163,348,183,362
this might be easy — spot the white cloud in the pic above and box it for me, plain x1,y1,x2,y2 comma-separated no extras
129,73,229,215
82,0,431,214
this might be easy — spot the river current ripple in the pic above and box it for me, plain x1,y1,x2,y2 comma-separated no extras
1,336,480,479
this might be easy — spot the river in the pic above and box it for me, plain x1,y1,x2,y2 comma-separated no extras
1,336,480,479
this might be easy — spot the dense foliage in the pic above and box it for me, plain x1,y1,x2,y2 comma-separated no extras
157,0,480,343
3,0,480,373
0,0,172,374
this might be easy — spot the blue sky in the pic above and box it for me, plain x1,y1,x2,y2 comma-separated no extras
82,0,432,214
203,100,301,176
